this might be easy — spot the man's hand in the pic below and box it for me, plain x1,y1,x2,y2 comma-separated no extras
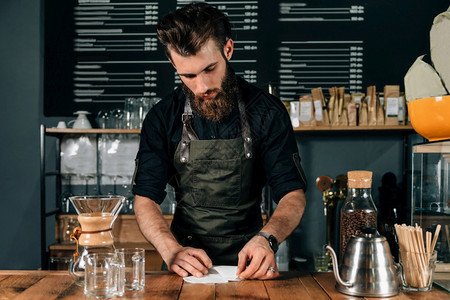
235,189,306,280
134,196,212,278
167,246,213,278
235,235,279,280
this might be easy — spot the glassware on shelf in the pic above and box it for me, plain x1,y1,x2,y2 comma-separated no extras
107,108,124,129
96,110,110,129
100,174,119,195
78,174,96,195
60,135,97,191
124,98,136,129
60,173,74,213
122,96,161,129
167,185,176,214
120,175,134,214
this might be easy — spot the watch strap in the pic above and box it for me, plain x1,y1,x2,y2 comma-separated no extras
255,232,278,253
256,232,270,239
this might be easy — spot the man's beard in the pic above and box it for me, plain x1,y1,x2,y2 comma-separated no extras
182,65,237,123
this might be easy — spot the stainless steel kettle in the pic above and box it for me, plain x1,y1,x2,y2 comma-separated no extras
326,228,401,297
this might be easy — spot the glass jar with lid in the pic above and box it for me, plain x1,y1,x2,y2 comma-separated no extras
339,170,377,260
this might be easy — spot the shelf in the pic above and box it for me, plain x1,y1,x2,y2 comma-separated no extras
413,140,450,153
45,128,141,135
293,124,415,132
46,125,414,135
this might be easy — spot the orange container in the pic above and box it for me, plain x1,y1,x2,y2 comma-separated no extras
407,95,450,142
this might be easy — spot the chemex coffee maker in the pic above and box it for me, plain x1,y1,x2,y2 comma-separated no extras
68,195,125,286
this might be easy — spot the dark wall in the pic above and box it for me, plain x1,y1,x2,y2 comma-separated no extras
0,0,431,270
42,0,449,116
0,0,42,269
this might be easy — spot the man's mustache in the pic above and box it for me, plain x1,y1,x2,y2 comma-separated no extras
195,88,222,100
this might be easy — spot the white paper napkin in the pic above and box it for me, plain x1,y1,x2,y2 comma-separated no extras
183,265,241,284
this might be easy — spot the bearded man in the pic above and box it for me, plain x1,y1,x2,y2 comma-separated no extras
132,2,307,280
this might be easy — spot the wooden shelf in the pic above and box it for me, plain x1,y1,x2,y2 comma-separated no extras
293,124,415,132
46,125,414,134
45,128,141,135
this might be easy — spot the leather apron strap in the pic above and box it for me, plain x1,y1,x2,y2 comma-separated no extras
180,93,252,163
180,99,199,163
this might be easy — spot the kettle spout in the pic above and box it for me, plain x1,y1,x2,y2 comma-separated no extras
325,245,353,288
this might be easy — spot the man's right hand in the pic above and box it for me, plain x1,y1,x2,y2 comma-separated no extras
167,246,213,278
134,196,212,278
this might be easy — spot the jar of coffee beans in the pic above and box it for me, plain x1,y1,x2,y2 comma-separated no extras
339,170,377,260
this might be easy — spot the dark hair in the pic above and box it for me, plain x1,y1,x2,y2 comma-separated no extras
157,2,231,60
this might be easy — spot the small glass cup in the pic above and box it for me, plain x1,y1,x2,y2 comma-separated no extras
115,248,145,291
135,97,150,129
96,110,110,129
313,248,330,272
124,97,136,129
107,108,124,129
48,256,71,270
84,253,124,298
399,250,437,291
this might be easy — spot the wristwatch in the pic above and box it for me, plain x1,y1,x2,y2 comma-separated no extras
256,232,279,253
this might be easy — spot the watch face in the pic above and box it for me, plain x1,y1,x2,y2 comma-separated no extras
269,235,278,252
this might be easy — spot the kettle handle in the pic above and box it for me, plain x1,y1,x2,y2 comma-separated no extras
325,245,353,288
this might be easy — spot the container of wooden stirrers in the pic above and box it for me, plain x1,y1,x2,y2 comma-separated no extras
399,250,437,291
395,223,441,291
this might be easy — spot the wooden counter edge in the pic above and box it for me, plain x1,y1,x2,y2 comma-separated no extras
0,270,173,276
0,270,69,276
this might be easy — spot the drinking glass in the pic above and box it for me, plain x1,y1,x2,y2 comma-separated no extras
102,174,118,195
96,110,110,129
124,98,136,129
133,97,150,129
115,248,145,291
399,250,437,291
313,248,331,272
84,253,124,298
79,174,96,194
120,175,134,214
107,109,124,129
60,173,74,213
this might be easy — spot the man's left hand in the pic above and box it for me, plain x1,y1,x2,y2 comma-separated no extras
235,235,279,280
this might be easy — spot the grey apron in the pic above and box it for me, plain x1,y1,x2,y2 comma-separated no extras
171,96,263,265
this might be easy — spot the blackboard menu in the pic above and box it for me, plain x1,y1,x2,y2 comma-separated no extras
44,0,449,116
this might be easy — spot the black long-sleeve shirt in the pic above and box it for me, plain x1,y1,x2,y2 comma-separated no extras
132,77,307,204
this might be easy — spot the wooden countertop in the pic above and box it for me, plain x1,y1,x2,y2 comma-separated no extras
0,270,448,299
